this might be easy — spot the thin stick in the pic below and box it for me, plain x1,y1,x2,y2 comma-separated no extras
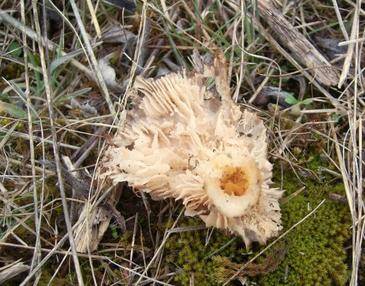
69,0,115,115
86,0,101,37
26,1,84,285
349,2,363,284
331,0,349,41
0,9,95,79
338,4,359,88
135,208,185,285
19,212,87,285
0,127,79,150
20,0,41,276
128,213,139,284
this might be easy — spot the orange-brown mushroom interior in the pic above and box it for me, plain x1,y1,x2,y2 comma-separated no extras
219,166,248,196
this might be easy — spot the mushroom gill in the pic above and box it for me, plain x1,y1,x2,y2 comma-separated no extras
98,52,283,246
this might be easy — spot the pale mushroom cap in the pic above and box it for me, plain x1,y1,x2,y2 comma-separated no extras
201,153,261,218
98,54,283,246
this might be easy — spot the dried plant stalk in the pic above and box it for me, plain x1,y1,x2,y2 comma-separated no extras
0,261,30,284
73,190,120,253
257,0,339,86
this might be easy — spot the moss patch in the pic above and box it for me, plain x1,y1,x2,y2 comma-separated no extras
256,173,351,286
163,218,249,285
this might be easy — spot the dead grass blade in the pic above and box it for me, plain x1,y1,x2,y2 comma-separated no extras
21,1,84,285
0,260,30,284
69,0,116,115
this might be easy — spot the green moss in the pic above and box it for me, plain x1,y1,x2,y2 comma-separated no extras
164,218,249,286
37,271,72,286
257,172,351,286
163,219,287,285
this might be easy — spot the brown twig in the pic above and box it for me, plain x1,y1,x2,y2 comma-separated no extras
257,0,339,87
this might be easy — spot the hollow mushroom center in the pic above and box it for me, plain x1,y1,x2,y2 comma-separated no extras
219,166,248,196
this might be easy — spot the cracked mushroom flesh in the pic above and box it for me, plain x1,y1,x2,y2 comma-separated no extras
98,53,283,246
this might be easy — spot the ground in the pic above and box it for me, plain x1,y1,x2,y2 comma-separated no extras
0,1,364,285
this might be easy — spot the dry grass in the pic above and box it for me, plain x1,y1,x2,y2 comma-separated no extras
0,0,364,285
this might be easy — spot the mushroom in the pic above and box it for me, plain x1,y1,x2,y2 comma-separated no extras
98,52,283,246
